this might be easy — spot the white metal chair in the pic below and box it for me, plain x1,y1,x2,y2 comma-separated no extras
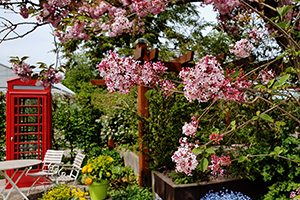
26,149,64,195
56,152,86,186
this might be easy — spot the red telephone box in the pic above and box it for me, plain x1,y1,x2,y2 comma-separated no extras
6,77,52,188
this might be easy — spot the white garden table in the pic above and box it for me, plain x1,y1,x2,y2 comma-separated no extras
0,159,41,200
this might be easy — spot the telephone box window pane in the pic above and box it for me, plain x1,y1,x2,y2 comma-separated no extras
19,144,38,152
19,107,38,114
39,107,42,114
14,98,18,105
39,135,42,142
14,136,17,142
39,116,42,123
19,125,38,133
14,154,17,160
14,116,17,124
19,116,38,124
14,145,17,152
19,98,38,105
14,107,18,115
14,126,17,133
39,98,42,106
19,135,38,143
21,153,38,159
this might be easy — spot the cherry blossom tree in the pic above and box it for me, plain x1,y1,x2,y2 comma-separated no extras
2,1,300,194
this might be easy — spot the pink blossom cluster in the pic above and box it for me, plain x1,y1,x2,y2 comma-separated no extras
222,69,252,102
12,62,33,82
171,137,199,176
259,69,276,84
290,187,300,199
12,61,63,88
32,0,167,41
96,51,175,95
249,27,266,43
208,154,231,176
179,55,251,103
230,39,254,58
129,0,167,17
20,6,29,19
209,132,224,145
202,0,240,15
182,116,199,138
179,55,226,102
36,69,63,88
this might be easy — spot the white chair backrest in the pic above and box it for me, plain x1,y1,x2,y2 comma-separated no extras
72,152,85,170
43,150,64,165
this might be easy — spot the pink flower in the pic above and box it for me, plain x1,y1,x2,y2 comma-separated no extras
209,132,224,145
208,154,231,176
259,69,275,84
230,39,253,58
171,137,198,176
182,116,199,138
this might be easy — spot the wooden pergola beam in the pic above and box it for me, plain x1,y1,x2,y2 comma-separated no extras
171,51,194,64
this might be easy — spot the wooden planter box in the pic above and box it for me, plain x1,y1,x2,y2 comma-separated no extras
152,171,268,200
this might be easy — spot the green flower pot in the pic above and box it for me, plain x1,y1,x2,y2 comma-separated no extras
88,180,110,200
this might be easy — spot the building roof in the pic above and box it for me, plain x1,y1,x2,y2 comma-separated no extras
0,63,75,95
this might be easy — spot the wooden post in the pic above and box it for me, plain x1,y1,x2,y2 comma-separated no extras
136,38,151,187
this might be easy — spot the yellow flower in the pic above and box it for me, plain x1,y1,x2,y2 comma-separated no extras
87,168,93,173
85,178,93,185
107,156,114,162
106,172,111,177
82,166,88,173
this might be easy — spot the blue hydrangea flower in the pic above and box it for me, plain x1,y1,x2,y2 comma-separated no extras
200,188,251,200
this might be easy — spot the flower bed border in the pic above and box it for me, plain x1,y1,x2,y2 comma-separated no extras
152,171,268,200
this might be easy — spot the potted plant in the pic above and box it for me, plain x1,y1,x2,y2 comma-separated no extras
81,155,114,200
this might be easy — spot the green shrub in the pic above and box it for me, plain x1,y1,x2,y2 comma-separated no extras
42,184,88,200
109,185,153,200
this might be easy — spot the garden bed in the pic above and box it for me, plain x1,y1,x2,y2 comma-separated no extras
152,171,268,200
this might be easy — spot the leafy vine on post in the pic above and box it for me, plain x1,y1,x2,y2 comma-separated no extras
2,0,300,198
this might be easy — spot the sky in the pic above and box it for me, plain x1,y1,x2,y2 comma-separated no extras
0,4,217,68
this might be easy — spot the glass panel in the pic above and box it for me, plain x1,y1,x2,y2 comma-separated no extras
20,152,38,159
39,126,42,132
13,85,44,90
19,116,38,124
39,116,42,123
39,134,42,142
14,98,18,105
14,107,18,115
19,107,38,114
19,144,38,152
14,145,17,152
14,126,17,133
19,134,38,143
39,98,42,106
14,135,17,142
14,154,17,160
19,125,38,133
39,107,42,114
19,98,38,105
14,116,17,124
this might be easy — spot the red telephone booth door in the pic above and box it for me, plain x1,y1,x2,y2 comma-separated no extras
6,94,49,187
